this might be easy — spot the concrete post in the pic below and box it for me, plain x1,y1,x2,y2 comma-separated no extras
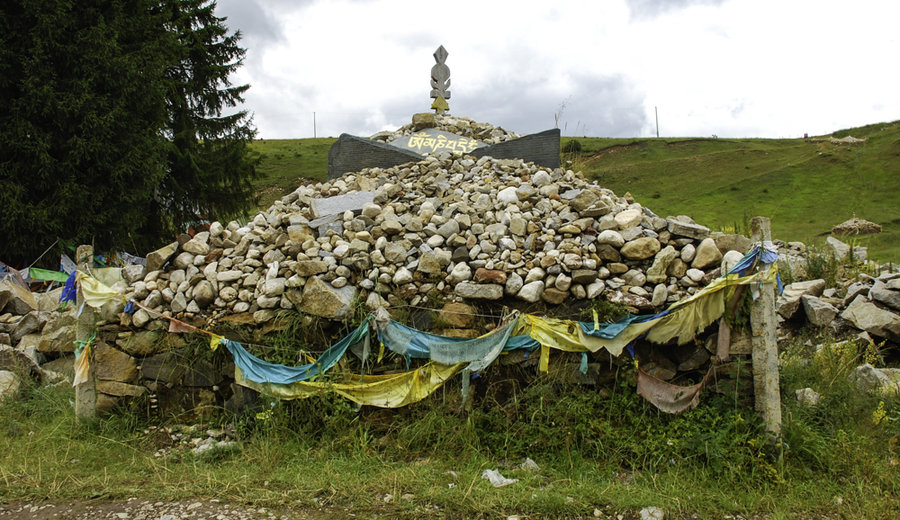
749,217,782,436
75,244,97,420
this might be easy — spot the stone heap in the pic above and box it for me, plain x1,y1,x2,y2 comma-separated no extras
120,153,745,327
369,114,520,145
4,151,900,409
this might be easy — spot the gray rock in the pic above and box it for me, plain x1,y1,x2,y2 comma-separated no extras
777,279,827,319
713,233,753,254
841,296,900,341
0,345,41,378
171,292,188,313
447,263,472,284
94,341,138,383
870,282,900,311
614,208,643,230
296,276,357,319
620,237,661,260
597,230,625,247
146,241,178,272
309,191,374,219
691,238,723,270
455,282,503,300
0,370,22,402
0,280,38,315
801,295,839,327
182,236,210,255
666,217,710,240
122,264,147,284
849,364,900,395
118,330,163,357
651,284,668,307
795,388,821,407
720,250,745,274
569,190,599,212
826,236,851,261
646,246,677,284
505,272,524,296
12,311,48,345
193,280,216,308
517,281,545,303
172,252,194,270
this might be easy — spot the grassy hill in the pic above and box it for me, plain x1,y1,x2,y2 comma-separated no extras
249,121,900,261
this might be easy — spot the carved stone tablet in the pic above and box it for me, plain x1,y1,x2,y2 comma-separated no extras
389,129,486,155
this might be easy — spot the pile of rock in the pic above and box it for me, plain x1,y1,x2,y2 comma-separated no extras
4,143,900,413
119,153,752,328
369,113,520,145
775,242,900,347
832,217,882,236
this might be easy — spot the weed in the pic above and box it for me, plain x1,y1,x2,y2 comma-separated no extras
805,247,840,287
582,297,630,323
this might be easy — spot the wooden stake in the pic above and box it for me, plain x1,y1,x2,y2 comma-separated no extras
75,244,97,420
749,217,782,436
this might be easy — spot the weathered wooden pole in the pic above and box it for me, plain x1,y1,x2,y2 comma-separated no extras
749,217,782,436
75,244,97,420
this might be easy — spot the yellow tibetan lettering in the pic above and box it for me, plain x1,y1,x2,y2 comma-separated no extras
408,132,427,152
434,134,448,150
423,136,436,151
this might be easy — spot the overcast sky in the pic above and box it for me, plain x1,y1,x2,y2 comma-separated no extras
215,0,900,140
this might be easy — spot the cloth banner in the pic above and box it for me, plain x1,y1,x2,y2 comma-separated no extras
76,272,122,308
222,318,371,385
377,319,530,372
234,361,464,408
636,365,716,414
28,268,70,283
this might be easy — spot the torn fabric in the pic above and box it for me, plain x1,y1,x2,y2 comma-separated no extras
222,318,371,384
234,361,464,408
636,365,716,414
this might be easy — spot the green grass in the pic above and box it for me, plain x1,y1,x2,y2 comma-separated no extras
562,121,900,261
3,333,899,518
249,138,334,209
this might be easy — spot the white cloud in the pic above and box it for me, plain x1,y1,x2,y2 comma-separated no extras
216,0,900,139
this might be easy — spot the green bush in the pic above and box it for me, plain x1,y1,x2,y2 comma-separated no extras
562,139,583,154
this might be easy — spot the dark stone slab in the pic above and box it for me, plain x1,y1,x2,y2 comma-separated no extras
472,128,560,170
328,133,422,180
328,128,561,180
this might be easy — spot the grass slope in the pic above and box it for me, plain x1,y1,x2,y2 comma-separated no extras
248,122,900,261
250,138,334,209
566,121,900,261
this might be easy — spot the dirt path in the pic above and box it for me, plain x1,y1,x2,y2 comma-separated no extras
0,499,348,520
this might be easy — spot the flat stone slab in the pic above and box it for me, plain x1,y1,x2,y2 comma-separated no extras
389,129,486,155
309,191,374,219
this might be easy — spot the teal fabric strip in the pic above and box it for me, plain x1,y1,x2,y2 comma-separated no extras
223,319,370,384
377,319,526,367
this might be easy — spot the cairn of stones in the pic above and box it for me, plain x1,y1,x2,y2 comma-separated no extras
2,46,899,412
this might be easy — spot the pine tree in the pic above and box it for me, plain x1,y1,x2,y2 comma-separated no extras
0,0,259,264
0,0,170,263
156,0,259,234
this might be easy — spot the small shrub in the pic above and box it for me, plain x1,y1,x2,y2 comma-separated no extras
562,139,582,154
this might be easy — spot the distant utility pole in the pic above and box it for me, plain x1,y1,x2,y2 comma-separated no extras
313,112,317,139
655,106,659,138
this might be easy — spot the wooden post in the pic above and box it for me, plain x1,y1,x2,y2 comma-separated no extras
749,217,782,436
75,244,97,420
